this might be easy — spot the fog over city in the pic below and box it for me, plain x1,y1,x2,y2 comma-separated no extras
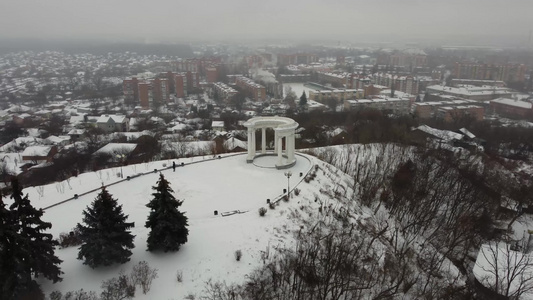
1,0,532,45
3,0,533,299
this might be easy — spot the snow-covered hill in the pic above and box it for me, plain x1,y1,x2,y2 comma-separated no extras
19,152,350,298
12,143,531,299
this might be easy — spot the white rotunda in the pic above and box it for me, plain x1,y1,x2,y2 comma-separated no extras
242,116,298,169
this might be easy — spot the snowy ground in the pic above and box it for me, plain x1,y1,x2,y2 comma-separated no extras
26,153,317,299
283,82,321,98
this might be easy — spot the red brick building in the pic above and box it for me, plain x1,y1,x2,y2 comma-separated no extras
235,76,266,101
185,71,199,91
152,78,170,104
138,82,151,108
123,77,139,104
206,67,218,83
174,74,186,98
490,98,533,119
437,106,485,122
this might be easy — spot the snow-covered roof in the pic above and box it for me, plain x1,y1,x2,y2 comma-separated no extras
0,137,44,152
94,143,137,155
491,98,533,109
68,129,86,135
27,128,41,137
97,114,127,124
427,85,511,97
46,135,70,144
22,145,53,157
212,121,225,128
326,128,346,138
459,128,476,139
171,124,188,132
415,125,464,141
223,137,247,151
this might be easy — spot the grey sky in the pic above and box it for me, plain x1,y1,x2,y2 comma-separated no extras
0,0,531,44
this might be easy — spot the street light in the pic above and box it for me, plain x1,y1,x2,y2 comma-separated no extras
116,154,126,178
284,171,292,198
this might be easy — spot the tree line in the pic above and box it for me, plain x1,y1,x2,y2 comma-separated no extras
0,174,188,299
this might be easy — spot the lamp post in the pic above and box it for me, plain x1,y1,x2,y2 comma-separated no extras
116,154,125,178
284,171,292,198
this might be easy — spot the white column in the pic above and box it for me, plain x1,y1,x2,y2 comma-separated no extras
282,135,286,161
247,128,253,161
286,134,291,161
261,127,266,154
251,128,256,156
290,133,296,162
274,131,278,153
277,136,283,165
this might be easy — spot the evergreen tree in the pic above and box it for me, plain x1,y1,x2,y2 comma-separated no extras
2,179,62,299
299,91,307,107
146,174,188,252
0,193,21,299
77,187,135,268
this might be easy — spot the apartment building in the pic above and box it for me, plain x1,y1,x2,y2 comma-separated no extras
234,76,266,101
490,98,533,119
213,82,238,101
138,82,151,108
277,53,318,66
317,72,350,87
344,97,410,115
373,73,419,95
426,85,513,102
436,106,485,122
413,99,481,119
453,62,526,82
309,89,364,103
377,49,427,67
123,77,139,104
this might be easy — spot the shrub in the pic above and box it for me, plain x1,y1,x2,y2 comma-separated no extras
101,271,135,300
283,195,289,202
58,228,82,248
49,291,63,300
294,188,300,196
176,270,183,282
130,261,158,294
184,294,196,300
269,202,276,209
63,289,99,300
258,207,267,216
234,250,242,261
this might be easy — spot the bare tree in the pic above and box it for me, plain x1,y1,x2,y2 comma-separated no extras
475,242,533,299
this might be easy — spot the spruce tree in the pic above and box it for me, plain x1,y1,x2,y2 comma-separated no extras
299,91,307,107
0,193,20,299
146,174,188,252
3,179,63,299
77,187,135,268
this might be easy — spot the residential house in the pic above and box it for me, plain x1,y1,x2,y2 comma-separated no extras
21,145,58,164
96,114,129,133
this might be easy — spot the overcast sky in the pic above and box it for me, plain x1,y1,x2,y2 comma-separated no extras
0,0,531,44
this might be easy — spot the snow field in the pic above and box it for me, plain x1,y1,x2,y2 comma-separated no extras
32,153,315,299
